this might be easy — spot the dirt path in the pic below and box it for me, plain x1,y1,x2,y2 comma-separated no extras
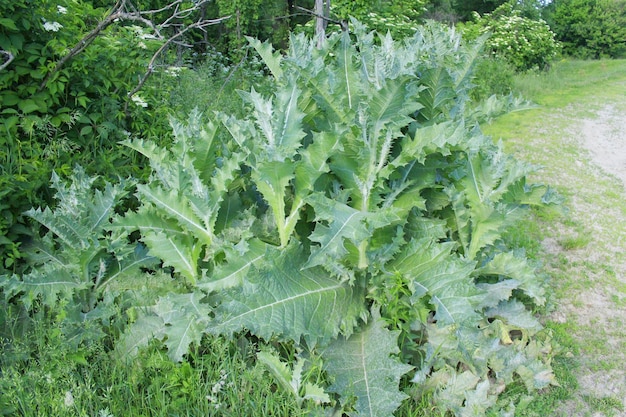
557,100,626,416
491,79,626,416
580,105,626,190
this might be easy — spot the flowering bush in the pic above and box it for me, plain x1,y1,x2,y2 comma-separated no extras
460,2,560,71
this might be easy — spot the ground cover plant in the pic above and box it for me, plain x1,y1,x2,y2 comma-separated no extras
1,21,563,417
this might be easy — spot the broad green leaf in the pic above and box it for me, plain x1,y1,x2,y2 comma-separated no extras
26,206,90,249
477,251,546,306
257,350,297,397
389,238,479,325
253,160,295,247
87,182,129,233
247,36,283,79
136,185,213,246
115,314,166,358
141,231,201,284
197,239,268,293
110,206,188,239
294,131,343,198
124,139,181,189
416,67,455,122
258,350,332,407
155,292,212,361
368,75,422,140
0,18,18,31
211,244,365,343
99,243,159,290
304,193,371,270
1,268,85,310
485,300,542,333
323,308,413,417
273,81,306,158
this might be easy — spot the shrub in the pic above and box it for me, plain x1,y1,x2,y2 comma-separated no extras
549,0,626,59
460,2,561,71
471,56,516,100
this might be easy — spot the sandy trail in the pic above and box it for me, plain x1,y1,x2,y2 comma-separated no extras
580,105,626,190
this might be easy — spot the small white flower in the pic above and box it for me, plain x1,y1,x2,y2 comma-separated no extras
131,95,148,108
137,41,147,49
64,391,74,407
165,66,183,77
43,20,63,32
57,5,67,14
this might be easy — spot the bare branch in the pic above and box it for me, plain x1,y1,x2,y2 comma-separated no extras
294,5,348,31
125,14,232,113
1,50,14,71
37,0,224,93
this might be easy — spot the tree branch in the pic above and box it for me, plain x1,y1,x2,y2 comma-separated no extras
38,1,129,91
125,15,232,114
37,0,219,93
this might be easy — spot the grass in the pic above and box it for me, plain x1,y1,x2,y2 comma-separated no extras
0,305,305,417
483,58,626,416
512,59,626,106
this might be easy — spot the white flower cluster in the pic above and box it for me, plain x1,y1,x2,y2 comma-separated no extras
131,95,148,108
43,19,63,32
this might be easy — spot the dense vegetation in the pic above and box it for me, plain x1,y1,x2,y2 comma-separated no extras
1,0,623,415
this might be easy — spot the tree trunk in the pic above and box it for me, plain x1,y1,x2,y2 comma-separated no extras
315,0,327,48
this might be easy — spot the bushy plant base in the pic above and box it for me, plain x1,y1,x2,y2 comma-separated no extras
1,22,561,416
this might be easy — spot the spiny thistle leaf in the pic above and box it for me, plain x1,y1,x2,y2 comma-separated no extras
141,231,201,284
2,268,85,310
323,307,413,417
477,251,546,306
247,36,283,79
135,185,213,246
197,239,268,293
154,292,212,362
115,314,167,358
211,244,365,343
304,193,371,270
389,238,479,325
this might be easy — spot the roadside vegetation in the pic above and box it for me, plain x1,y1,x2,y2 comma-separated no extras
484,58,626,416
2,1,626,416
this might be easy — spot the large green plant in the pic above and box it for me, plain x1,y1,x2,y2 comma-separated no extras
0,167,167,347
114,23,559,415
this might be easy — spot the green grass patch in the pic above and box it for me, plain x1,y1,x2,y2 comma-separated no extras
0,314,304,417
513,59,626,107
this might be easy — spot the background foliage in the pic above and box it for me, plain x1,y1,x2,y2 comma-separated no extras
547,0,626,58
